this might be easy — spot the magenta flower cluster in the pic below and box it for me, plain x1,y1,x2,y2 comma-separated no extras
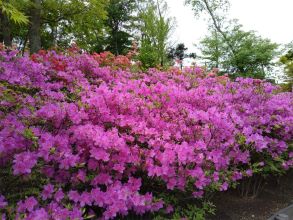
0,49,292,219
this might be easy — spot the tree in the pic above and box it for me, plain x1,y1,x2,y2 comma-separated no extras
186,0,242,62
28,0,41,53
198,29,222,68
280,42,293,86
168,43,188,69
187,0,278,78
0,0,28,46
2,0,108,53
102,0,136,55
0,8,12,46
138,0,174,69
0,0,28,24
199,21,279,78
40,0,108,51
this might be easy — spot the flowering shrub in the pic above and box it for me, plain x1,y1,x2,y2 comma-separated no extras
0,48,292,219
92,51,131,69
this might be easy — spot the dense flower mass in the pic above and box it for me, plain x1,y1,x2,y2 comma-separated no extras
0,48,292,219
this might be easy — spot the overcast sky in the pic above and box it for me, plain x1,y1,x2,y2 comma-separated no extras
168,0,293,53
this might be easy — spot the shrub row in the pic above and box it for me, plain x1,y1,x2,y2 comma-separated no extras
0,49,292,219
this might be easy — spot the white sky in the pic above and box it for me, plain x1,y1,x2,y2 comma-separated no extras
167,0,293,53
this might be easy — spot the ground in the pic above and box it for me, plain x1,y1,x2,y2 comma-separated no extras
209,171,293,220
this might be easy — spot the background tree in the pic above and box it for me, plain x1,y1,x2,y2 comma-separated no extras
185,0,232,51
168,43,188,69
102,0,136,55
1,0,108,53
138,0,174,69
199,20,278,78
280,42,293,88
0,7,12,46
187,0,279,79
0,0,28,46
198,28,222,69
40,0,108,52
0,0,28,23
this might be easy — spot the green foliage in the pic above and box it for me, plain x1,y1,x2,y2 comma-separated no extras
0,165,46,218
168,43,188,68
102,0,136,55
1,0,109,51
173,202,215,220
280,42,293,86
187,0,278,79
0,0,28,24
10,0,138,53
139,37,159,69
185,0,230,17
154,201,215,220
198,30,222,68
41,0,108,51
138,0,174,69
199,20,279,78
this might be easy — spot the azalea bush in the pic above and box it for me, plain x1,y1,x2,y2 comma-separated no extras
0,48,292,219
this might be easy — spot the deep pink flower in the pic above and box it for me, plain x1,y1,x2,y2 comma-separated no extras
42,184,54,200
220,182,229,191
13,152,38,175
90,148,110,162
17,197,38,213
54,189,64,202
68,191,80,203
246,169,253,177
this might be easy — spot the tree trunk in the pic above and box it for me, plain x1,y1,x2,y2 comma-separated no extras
29,0,41,54
3,13,12,47
215,31,219,68
22,31,29,55
51,24,57,48
202,0,236,56
0,11,4,43
113,24,119,55
0,9,12,46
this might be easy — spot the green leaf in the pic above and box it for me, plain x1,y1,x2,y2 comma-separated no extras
1,1,28,24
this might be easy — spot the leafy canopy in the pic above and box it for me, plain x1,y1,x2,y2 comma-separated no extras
0,0,28,24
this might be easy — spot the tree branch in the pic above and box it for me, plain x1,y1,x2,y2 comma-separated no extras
202,0,236,56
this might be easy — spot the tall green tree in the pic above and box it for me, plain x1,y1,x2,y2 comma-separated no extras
41,0,108,51
102,0,136,55
138,0,174,69
3,0,108,53
187,0,278,78
198,29,222,68
186,0,239,61
199,21,279,78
